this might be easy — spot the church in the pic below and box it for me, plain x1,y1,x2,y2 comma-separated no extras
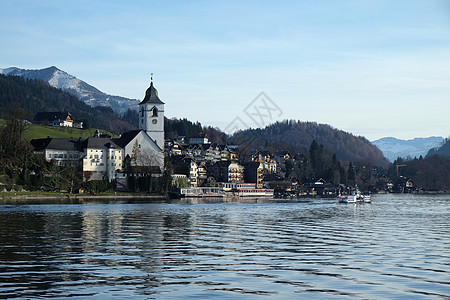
114,78,165,174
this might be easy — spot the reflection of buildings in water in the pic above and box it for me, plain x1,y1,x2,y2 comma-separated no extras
79,207,175,289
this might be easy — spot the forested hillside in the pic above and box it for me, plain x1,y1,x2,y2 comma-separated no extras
230,120,390,168
427,138,450,157
0,75,136,134
390,156,450,192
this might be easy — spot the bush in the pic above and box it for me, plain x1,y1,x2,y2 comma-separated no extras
82,180,115,194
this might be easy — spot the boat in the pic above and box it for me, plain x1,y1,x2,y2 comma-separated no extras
338,194,357,203
176,183,274,198
221,183,274,197
178,187,224,198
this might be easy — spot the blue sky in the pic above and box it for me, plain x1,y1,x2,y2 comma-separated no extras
1,0,450,140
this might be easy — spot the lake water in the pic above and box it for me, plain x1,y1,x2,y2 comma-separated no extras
0,194,449,299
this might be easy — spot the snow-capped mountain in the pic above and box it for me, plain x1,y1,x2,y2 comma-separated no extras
372,136,444,162
0,66,139,114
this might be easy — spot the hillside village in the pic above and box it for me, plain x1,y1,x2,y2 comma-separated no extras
20,80,385,196
2,75,450,195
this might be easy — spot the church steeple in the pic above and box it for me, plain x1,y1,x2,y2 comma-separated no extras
140,76,164,105
138,76,165,149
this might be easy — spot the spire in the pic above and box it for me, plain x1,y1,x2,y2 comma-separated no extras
140,74,164,105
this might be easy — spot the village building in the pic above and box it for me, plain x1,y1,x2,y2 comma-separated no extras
31,137,83,167
189,134,210,145
246,150,278,174
82,137,123,181
34,112,83,128
165,141,183,156
211,161,244,183
181,143,236,163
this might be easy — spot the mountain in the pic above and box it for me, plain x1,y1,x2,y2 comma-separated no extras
427,138,450,157
372,136,444,162
0,66,139,115
230,120,390,168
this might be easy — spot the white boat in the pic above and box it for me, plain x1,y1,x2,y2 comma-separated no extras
236,188,274,197
339,194,357,203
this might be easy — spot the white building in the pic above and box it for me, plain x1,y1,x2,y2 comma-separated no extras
31,138,82,167
189,135,210,145
82,137,123,181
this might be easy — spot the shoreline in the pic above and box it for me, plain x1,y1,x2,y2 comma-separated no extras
0,192,168,203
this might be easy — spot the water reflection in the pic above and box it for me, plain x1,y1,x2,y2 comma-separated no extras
0,195,449,299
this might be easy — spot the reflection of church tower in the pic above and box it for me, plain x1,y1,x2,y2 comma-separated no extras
139,77,165,149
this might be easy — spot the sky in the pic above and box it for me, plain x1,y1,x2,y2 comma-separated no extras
1,0,450,141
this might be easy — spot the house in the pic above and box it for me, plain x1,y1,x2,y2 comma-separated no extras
247,150,277,173
31,135,123,181
31,137,83,167
189,134,210,145
211,161,244,183
181,143,237,163
34,112,78,127
166,141,183,156
82,137,123,181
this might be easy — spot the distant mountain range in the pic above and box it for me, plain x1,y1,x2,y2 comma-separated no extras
372,136,444,162
0,66,138,115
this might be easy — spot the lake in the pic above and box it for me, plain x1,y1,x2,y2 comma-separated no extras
0,194,449,299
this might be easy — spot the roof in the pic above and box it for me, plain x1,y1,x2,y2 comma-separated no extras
113,130,141,148
84,137,121,149
31,138,83,151
140,81,164,105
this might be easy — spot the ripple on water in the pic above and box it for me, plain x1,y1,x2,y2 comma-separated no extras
0,194,449,299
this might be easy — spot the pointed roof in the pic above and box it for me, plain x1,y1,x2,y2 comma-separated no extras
140,81,164,105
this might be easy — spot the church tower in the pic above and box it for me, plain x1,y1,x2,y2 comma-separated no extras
139,77,165,149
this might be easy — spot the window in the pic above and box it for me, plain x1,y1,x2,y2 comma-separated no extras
152,106,158,117
48,154,52,158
